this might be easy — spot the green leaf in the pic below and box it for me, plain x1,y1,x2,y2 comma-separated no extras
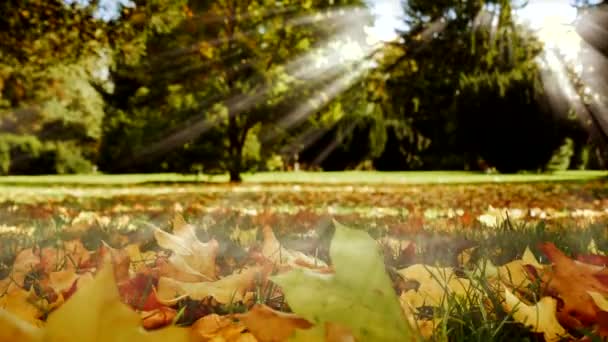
272,221,416,341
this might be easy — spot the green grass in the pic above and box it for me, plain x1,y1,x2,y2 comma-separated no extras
0,170,605,186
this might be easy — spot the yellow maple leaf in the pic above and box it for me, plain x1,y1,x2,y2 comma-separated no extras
398,264,474,308
44,261,190,342
503,287,568,342
156,267,260,305
0,308,42,342
154,216,218,281
0,287,45,326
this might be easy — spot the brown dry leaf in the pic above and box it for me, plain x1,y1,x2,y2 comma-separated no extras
530,242,608,326
398,264,474,308
191,313,257,342
503,287,568,342
156,267,261,305
261,226,326,269
154,216,218,280
233,304,312,341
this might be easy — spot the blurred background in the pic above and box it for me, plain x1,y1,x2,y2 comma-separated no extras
1,0,607,181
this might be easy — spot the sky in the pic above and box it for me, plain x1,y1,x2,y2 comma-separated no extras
85,0,586,60
81,0,590,65
367,0,583,59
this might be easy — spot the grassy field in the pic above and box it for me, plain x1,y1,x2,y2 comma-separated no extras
0,170,605,185
0,171,607,340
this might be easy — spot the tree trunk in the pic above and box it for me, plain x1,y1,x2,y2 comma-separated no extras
229,167,242,182
228,115,244,182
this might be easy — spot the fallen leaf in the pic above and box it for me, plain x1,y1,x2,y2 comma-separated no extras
0,287,44,326
522,246,543,269
577,254,608,267
477,259,532,289
124,244,157,273
262,226,327,269
503,287,568,342
234,304,312,341
118,272,163,311
98,242,131,282
398,264,474,308
46,269,80,294
530,242,608,326
39,239,91,273
44,260,191,342
272,222,414,341
156,267,260,305
141,306,177,330
10,248,40,286
154,217,218,280
190,313,256,342
589,291,608,312
0,308,42,342
587,239,605,256
457,246,476,267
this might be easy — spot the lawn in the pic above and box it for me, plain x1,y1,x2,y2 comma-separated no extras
0,170,605,185
1,172,608,341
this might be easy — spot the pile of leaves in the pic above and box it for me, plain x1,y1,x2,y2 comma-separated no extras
1,181,608,235
1,215,608,341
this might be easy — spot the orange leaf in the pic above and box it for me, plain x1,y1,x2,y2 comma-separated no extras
532,243,608,328
142,307,177,330
234,304,312,341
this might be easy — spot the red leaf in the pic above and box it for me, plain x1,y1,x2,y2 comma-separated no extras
118,272,163,311
577,254,608,267
62,278,79,301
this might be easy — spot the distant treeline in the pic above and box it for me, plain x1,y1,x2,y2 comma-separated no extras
1,0,607,180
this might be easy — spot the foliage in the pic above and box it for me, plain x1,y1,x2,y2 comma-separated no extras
368,0,580,172
272,222,414,341
98,0,370,181
0,2,111,173
0,0,604,175
1,193,608,341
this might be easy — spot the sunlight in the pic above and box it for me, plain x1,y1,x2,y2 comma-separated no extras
517,1,608,140
365,0,405,43
516,0,581,61
125,5,376,165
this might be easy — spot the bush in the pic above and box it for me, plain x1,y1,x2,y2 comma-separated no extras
0,134,94,174
0,134,43,174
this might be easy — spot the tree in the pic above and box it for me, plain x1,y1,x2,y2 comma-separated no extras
575,1,608,167
0,1,110,173
371,0,567,172
99,0,370,181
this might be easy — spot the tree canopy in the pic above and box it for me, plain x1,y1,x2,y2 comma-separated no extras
0,0,605,177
